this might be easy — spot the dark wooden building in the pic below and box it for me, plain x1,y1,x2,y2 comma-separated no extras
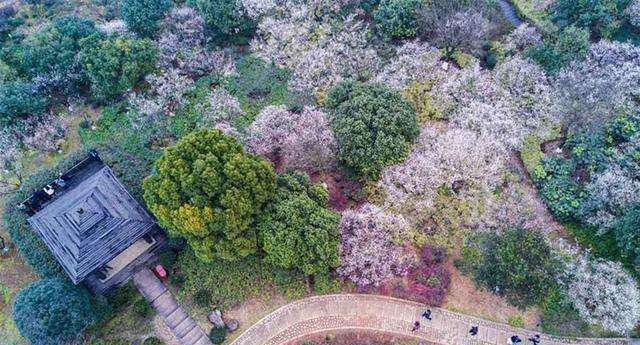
22,152,166,293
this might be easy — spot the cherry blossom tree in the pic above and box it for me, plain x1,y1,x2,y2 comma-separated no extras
338,204,417,288
246,105,336,173
563,252,640,335
379,125,505,213
504,24,542,55
628,0,640,28
251,7,380,97
374,40,446,90
158,6,236,78
555,41,640,133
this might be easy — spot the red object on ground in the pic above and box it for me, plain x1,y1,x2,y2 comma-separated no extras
153,264,167,280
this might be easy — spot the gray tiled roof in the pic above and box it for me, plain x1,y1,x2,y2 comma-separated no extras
28,165,155,283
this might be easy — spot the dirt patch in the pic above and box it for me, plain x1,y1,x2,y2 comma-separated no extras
223,292,290,343
442,265,540,329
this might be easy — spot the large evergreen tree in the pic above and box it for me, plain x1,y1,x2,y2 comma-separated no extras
143,129,276,262
258,171,341,277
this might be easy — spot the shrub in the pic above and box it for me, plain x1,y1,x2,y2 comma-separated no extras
402,81,443,122
507,315,524,328
534,157,584,222
326,81,419,181
120,0,173,37
525,26,590,75
20,15,97,97
259,172,341,277
552,0,629,39
0,81,46,126
461,228,562,308
80,35,157,102
520,135,545,177
143,129,276,262
13,278,100,345
374,0,422,40
209,326,228,344
143,337,165,345
246,105,336,173
614,204,640,267
539,285,585,336
187,0,255,45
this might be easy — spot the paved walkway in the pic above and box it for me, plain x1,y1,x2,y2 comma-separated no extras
133,268,212,345
230,294,632,345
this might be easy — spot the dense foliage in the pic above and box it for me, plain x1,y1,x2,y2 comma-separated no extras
326,81,419,181
120,0,173,37
19,15,97,97
80,35,157,102
374,0,422,40
552,0,632,39
143,129,276,261
0,81,46,126
259,171,341,277
187,0,255,45
13,278,100,345
459,228,561,308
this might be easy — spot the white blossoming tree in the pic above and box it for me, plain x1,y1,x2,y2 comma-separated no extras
564,254,640,335
246,105,336,173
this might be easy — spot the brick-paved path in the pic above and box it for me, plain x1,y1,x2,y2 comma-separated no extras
230,294,632,345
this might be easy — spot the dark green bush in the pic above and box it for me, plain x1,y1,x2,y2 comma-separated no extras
187,0,255,45
326,81,419,181
142,337,165,345
20,15,97,96
534,157,584,222
459,228,562,308
525,26,590,75
606,110,640,144
374,0,422,40
209,326,227,344
80,35,157,102
539,285,586,336
132,296,154,318
13,278,101,345
120,0,173,37
564,131,607,174
614,204,640,267
0,80,46,126
551,0,630,39
258,171,341,277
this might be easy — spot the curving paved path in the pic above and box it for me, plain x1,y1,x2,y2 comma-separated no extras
230,294,632,345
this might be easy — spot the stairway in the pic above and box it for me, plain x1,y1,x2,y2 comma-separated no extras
133,268,212,345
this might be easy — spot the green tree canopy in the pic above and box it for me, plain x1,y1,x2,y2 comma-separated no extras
525,26,590,75
615,204,640,268
80,35,157,102
143,129,276,262
0,80,46,126
460,228,562,308
259,171,341,277
552,0,630,39
374,0,422,40
187,0,255,45
21,15,96,75
326,81,419,181
13,278,100,345
120,0,173,37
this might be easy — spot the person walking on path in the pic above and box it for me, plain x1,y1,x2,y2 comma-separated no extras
422,309,432,320
411,321,421,332
510,335,522,344
469,326,478,336
528,334,540,344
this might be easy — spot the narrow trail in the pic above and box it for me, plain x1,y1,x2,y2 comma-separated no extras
498,0,524,26
230,294,631,345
